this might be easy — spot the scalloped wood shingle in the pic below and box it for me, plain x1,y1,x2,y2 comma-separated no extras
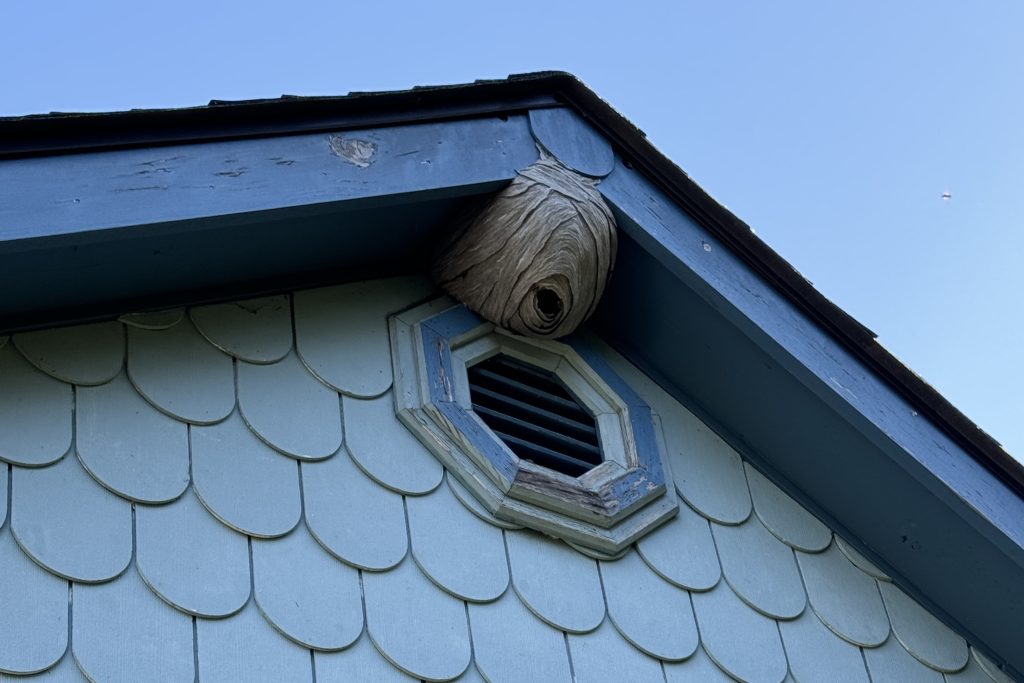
363,557,472,682
189,295,292,364
135,489,250,618
0,276,1011,683
711,514,806,620
191,410,301,538
0,345,72,467
406,479,508,602
13,321,124,386
127,318,234,425
251,523,363,651
506,529,605,634
0,528,68,675
73,566,194,682
11,454,131,583
600,550,698,661
301,449,408,571
237,350,342,460
77,372,189,504
196,600,312,683
797,542,890,647
468,589,573,683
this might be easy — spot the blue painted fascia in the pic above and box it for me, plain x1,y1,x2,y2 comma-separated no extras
595,158,1024,675
0,115,539,329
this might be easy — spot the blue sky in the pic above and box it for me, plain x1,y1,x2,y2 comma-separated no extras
3,1,1022,458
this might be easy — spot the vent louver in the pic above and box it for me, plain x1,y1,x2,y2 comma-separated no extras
467,354,602,477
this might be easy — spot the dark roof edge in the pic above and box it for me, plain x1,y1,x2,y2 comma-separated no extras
3,71,1020,493
0,73,567,159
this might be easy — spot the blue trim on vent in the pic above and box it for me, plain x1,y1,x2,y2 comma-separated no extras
434,400,519,485
417,304,667,517
420,305,483,341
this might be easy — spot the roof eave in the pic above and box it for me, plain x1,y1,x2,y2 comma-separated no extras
2,74,1022,675
3,71,1016,493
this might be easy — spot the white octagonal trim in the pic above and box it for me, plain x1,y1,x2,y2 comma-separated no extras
389,296,677,554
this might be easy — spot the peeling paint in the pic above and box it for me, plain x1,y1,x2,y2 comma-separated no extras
329,135,377,168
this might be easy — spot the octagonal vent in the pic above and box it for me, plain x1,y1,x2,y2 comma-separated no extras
467,354,602,477
389,297,678,554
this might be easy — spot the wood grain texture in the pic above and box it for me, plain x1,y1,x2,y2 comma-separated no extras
314,633,419,682
0,345,72,467
509,464,623,522
77,372,190,504
12,454,131,583
0,653,88,682
237,349,342,460
796,542,890,647
196,599,313,683
711,514,807,620
468,589,573,683
73,565,195,683
434,155,616,339
189,295,293,364
662,646,736,682
657,397,752,525
635,497,720,591
506,528,605,633
445,472,522,530
778,607,871,683
599,158,1024,673
191,410,301,538
0,117,536,244
344,392,443,495
600,550,699,661
690,579,789,683
0,528,68,675
406,479,508,602
135,488,250,618
301,449,408,571
13,321,124,386
362,557,472,682
453,666,488,682
879,581,969,672
744,463,831,553
126,317,234,425
295,276,434,397
863,635,945,683
251,523,362,651
566,619,665,683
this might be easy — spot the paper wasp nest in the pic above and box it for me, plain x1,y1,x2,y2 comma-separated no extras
433,155,617,339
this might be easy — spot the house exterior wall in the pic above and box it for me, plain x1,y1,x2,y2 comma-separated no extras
0,275,1012,683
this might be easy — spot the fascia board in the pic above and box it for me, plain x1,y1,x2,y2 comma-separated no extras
595,159,1024,676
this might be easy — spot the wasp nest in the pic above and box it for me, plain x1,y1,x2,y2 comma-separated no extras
433,156,617,339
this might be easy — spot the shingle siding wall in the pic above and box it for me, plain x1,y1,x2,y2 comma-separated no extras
0,276,1013,683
